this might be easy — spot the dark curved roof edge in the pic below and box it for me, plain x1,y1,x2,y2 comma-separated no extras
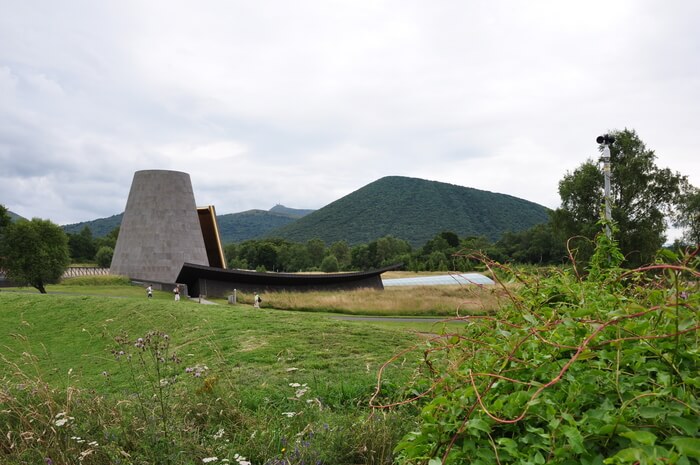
175,262,403,296
178,262,401,284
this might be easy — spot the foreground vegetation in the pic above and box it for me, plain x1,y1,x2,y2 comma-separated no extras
0,285,426,464
391,233,699,464
1,233,698,464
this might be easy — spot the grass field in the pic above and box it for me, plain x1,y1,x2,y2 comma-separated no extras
3,264,697,464
0,277,492,464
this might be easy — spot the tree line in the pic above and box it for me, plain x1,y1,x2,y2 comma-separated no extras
223,227,567,274
2,128,699,293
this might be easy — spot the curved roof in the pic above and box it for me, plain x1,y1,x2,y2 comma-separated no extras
176,262,402,296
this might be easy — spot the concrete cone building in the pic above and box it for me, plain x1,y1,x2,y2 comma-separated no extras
110,170,210,283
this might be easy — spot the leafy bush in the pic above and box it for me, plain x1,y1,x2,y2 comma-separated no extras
382,231,699,464
321,255,340,273
95,246,114,268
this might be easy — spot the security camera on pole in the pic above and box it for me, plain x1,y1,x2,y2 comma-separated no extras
596,134,615,239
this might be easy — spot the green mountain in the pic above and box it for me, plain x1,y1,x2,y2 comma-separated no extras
269,204,315,217
63,213,123,237
216,208,310,244
266,176,550,246
58,177,550,247
60,206,312,244
8,211,26,222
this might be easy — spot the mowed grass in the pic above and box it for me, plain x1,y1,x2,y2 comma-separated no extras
1,276,502,396
0,277,501,463
0,291,422,397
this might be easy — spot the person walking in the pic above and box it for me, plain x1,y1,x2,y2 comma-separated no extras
254,292,261,308
147,284,153,299
173,285,180,301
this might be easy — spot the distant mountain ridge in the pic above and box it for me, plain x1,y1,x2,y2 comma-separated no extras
216,208,311,244
61,205,312,243
58,177,549,247
269,204,315,217
63,213,123,237
266,176,550,246
7,211,26,222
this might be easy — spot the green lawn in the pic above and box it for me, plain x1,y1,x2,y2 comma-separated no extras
0,289,429,464
0,291,423,394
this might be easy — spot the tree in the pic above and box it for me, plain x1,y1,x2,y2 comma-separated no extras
0,204,11,232
439,231,460,248
305,239,326,269
351,244,372,270
329,240,351,270
68,226,97,262
674,185,700,245
0,204,11,271
375,236,412,267
95,246,114,268
0,218,71,293
320,255,340,272
256,242,278,271
552,128,686,267
492,223,567,265
95,226,119,251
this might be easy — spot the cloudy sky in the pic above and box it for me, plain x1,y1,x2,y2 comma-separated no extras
2,1,698,237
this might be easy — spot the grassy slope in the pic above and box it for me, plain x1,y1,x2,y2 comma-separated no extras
0,292,421,405
1,289,433,463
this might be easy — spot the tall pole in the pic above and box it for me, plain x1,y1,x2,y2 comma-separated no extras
597,134,615,239
602,144,612,239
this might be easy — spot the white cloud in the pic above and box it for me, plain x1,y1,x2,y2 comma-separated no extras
0,0,698,235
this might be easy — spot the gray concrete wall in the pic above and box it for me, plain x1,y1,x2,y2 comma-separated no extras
110,170,210,283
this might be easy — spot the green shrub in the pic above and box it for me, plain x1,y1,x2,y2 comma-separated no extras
95,246,114,268
389,231,700,464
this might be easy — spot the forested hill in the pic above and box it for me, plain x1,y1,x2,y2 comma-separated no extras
266,176,551,246
216,208,311,244
62,213,123,237
61,206,314,243
8,211,26,222
269,204,315,217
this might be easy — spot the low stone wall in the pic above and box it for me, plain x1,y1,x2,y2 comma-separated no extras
62,267,111,278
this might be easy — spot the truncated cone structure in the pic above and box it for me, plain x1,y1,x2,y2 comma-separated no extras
111,169,394,298
110,170,214,284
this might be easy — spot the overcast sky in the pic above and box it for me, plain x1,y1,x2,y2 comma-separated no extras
2,1,698,239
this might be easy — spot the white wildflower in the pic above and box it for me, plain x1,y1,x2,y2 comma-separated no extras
202,457,218,463
213,428,225,440
289,382,301,387
295,384,309,398
281,411,296,418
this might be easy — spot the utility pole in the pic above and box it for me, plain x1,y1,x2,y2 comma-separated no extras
596,134,615,239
